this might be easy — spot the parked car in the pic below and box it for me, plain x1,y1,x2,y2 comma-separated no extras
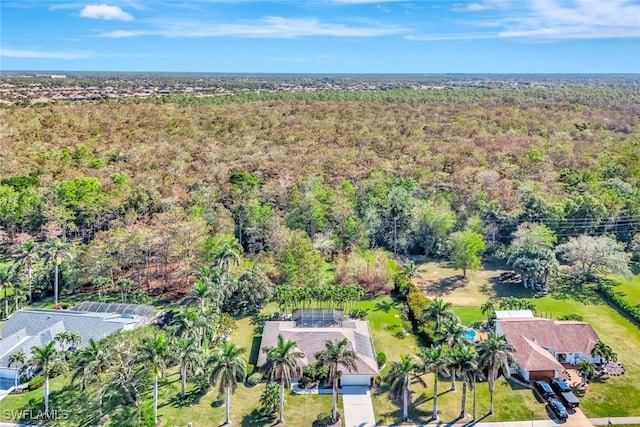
548,398,569,420
559,391,580,408
549,378,571,394
534,380,554,400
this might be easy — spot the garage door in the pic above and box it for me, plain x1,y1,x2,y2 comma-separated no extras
341,375,370,386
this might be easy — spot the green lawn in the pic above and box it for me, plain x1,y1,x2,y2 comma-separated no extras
607,274,640,307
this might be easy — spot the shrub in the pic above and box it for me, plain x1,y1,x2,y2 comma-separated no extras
558,313,584,321
246,372,263,387
316,412,333,426
376,351,387,368
406,290,432,323
246,363,255,377
350,308,368,319
259,383,279,415
28,375,44,391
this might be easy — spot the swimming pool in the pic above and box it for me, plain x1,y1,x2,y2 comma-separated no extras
464,328,476,341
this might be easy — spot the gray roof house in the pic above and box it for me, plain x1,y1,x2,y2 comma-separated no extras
257,309,379,387
0,301,155,370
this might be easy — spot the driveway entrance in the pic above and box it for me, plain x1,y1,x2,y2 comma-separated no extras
342,386,376,427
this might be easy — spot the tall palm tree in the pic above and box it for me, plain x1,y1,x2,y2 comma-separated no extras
13,240,39,303
208,342,247,425
449,345,478,418
30,341,66,413
476,333,515,415
423,298,456,336
72,338,109,418
0,261,14,319
42,238,72,305
212,240,241,276
263,334,305,423
138,332,170,424
55,331,81,351
439,320,466,391
171,335,204,399
417,346,449,421
315,338,357,423
386,354,416,421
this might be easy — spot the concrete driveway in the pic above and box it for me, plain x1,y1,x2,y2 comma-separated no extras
342,386,376,427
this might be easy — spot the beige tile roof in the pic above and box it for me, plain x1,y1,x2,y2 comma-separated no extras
257,320,379,376
498,317,599,372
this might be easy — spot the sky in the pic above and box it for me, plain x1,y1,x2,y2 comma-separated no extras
1,0,639,73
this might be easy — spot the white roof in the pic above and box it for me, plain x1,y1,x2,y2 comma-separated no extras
495,310,534,319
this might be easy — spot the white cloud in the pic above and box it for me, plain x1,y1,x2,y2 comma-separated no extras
98,16,407,38
0,48,90,60
80,4,133,21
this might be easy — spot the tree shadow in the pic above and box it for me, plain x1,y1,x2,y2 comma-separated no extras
240,408,276,427
166,389,206,408
374,300,399,313
484,273,534,300
549,275,602,304
426,275,467,297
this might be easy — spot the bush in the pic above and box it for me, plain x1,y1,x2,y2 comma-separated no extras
558,313,584,321
376,351,387,368
246,372,263,387
316,412,333,426
246,363,255,377
350,308,368,319
28,375,44,391
406,290,432,324
259,383,279,416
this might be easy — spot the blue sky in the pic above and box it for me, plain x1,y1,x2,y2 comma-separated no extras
1,0,639,73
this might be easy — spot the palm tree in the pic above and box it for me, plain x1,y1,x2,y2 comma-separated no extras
0,261,14,319
591,340,612,365
263,334,305,423
212,240,241,276
577,359,595,385
30,341,66,413
55,331,81,363
72,338,109,418
403,261,419,279
439,321,466,391
476,333,515,415
315,338,357,423
42,238,72,305
423,298,456,336
13,240,39,303
171,335,204,399
386,354,416,421
449,345,478,418
417,346,449,421
8,350,26,387
480,301,496,321
138,332,170,424
208,342,247,425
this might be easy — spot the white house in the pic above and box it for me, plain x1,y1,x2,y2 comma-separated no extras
496,312,599,382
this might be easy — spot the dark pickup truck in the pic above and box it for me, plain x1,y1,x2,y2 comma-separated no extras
559,391,580,408
549,378,579,408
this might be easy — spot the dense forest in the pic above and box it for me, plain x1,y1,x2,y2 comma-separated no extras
0,86,639,302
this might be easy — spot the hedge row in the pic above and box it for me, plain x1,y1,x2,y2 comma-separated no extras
395,271,435,343
596,282,640,325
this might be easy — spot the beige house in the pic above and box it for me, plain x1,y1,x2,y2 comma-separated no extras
257,309,379,387
496,312,599,382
